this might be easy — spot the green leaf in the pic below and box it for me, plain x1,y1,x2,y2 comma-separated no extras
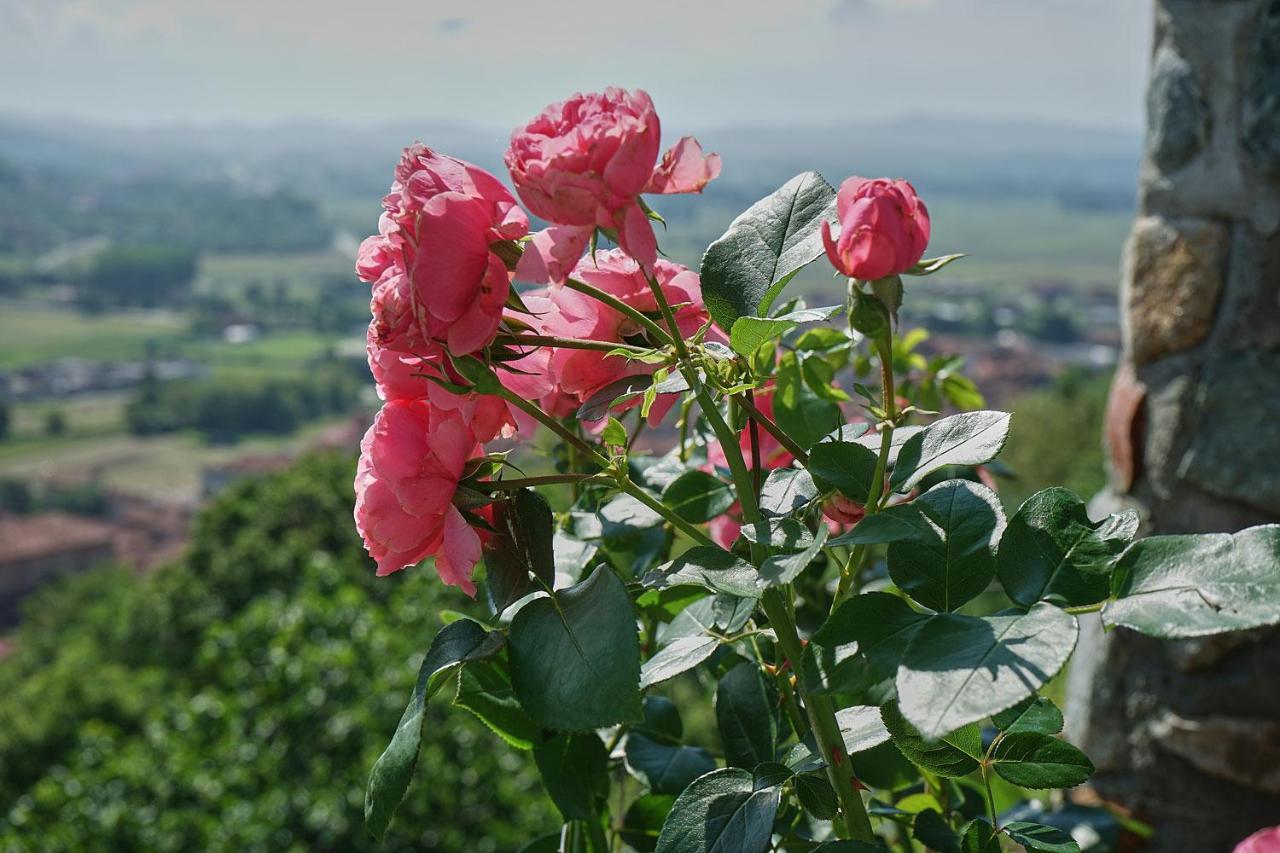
869,275,904,326
826,503,935,547
897,603,1079,738
601,416,628,448
625,733,718,796
1103,524,1280,638
807,440,881,504
760,525,828,587
622,794,676,853
759,468,818,518
532,732,609,820
997,487,1138,608
774,351,842,451
640,635,721,689
365,619,501,839
835,705,892,754
637,695,685,740
741,517,813,551
959,818,1001,853
992,695,1064,736
1003,821,1081,853
880,700,981,778
644,546,762,598
810,843,890,852
655,768,782,853
904,253,967,276
795,772,839,820
913,809,959,852
728,305,843,356
812,592,929,701
716,662,780,769
661,470,737,524
485,488,555,613
699,171,837,332
887,480,1005,612
751,761,794,790
508,567,643,730
990,732,1094,789
890,411,1012,492
577,374,654,421
453,659,539,750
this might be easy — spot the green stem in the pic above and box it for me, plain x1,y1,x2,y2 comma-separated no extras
479,474,603,492
498,333,653,354
981,762,999,832
498,386,716,550
760,588,875,842
584,816,610,853
564,277,673,346
736,391,809,465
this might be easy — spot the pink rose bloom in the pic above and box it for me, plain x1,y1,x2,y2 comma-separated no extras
506,88,720,281
354,400,486,594
357,144,529,356
538,250,714,421
822,494,867,526
1236,827,1280,853
822,177,930,281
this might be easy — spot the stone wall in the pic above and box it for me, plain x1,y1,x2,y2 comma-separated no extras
1072,1,1280,849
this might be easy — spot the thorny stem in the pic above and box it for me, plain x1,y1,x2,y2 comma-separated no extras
563,276,674,346
498,333,652,354
478,473,605,492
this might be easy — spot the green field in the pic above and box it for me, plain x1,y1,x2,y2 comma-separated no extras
0,299,186,368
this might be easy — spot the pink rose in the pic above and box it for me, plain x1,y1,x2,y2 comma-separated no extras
366,322,546,444
538,250,714,418
822,177,930,281
822,494,867,526
1236,827,1280,853
354,399,485,593
506,88,720,281
358,144,529,356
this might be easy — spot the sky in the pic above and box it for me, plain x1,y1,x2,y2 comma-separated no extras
0,0,1153,131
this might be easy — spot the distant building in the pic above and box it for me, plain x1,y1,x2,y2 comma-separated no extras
0,511,116,627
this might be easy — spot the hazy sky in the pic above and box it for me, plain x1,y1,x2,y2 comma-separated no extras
1,0,1152,130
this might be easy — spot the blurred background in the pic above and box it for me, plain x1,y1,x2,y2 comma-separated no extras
0,1,1160,850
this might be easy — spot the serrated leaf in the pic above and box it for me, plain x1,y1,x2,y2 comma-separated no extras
453,659,539,750
602,416,628,447
812,592,929,702
880,700,982,778
897,603,1079,738
741,517,814,551
699,171,837,332
644,546,762,598
655,768,781,853
759,467,819,518
997,487,1138,608
533,732,609,820
626,733,718,795
992,696,1064,736
661,469,737,524
622,793,676,853
1102,524,1280,638
760,524,828,587
826,503,936,547
640,635,721,688
508,567,643,730
728,305,843,356
774,351,842,451
1003,821,1081,853
904,253,967,276
887,479,1005,613
807,440,882,504
990,732,1094,789
890,411,1011,492
795,772,839,820
835,705,892,754
716,662,780,769
485,488,556,613
365,620,501,838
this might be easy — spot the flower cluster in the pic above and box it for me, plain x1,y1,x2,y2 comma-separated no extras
353,89,720,593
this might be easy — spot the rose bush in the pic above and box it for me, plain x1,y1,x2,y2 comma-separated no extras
351,89,1280,853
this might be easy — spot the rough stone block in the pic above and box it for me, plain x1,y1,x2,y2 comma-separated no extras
1124,216,1228,365
1148,44,1211,173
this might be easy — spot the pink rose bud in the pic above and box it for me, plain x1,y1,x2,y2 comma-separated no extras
822,494,867,526
506,88,719,281
353,400,486,593
359,144,529,356
822,177,931,281
1236,827,1280,853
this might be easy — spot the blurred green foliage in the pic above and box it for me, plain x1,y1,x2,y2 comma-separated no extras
81,246,199,310
0,452,555,852
1001,370,1111,510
